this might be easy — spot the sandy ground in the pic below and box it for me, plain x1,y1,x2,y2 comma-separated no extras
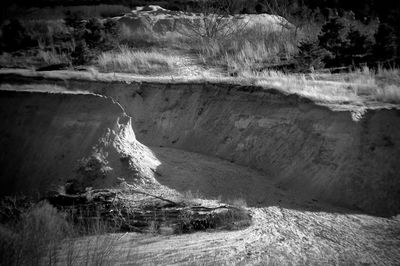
68,147,400,266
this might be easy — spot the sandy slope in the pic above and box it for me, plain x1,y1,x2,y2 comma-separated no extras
55,146,400,265
65,146,400,265
109,206,400,265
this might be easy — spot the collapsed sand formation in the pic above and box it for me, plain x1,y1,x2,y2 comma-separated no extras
0,90,158,196
0,78,399,217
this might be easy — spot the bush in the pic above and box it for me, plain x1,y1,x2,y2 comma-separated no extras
71,40,92,65
68,16,119,65
0,201,72,265
83,18,106,49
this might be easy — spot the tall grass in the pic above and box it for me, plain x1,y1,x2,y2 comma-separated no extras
238,66,400,104
0,200,121,266
97,47,179,74
0,201,73,265
38,50,70,65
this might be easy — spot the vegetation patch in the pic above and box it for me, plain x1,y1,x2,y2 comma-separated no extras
97,47,179,74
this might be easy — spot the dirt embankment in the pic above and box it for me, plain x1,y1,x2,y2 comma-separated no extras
1,77,400,216
86,81,400,216
0,90,157,196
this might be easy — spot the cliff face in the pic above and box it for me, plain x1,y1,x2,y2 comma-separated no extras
90,82,400,216
1,78,400,216
0,90,158,196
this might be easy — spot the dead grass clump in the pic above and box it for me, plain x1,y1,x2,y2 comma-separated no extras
374,84,400,103
38,50,71,65
97,47,178,74
0,197,122,265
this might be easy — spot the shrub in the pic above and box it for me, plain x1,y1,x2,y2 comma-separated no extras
71,40,92,65
0,201,73,265
68,17,119,66
84,18,106,49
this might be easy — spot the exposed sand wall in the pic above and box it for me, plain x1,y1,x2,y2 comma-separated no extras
88,82,400,216
0,77,399,216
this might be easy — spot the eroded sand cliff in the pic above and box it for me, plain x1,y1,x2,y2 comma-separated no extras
0,76,399,216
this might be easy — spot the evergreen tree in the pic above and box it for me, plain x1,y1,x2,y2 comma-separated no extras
373,23,397,64
343,26,371,65
318,18,347,66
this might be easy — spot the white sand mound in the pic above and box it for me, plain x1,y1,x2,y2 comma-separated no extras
116,5,291,35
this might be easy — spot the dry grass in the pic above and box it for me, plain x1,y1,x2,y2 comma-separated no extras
97,47,179,74
0,199,123,266
0,50,70,68
192,25,298,73
38,50,70,65
236,67,400,104
0,201,73,265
